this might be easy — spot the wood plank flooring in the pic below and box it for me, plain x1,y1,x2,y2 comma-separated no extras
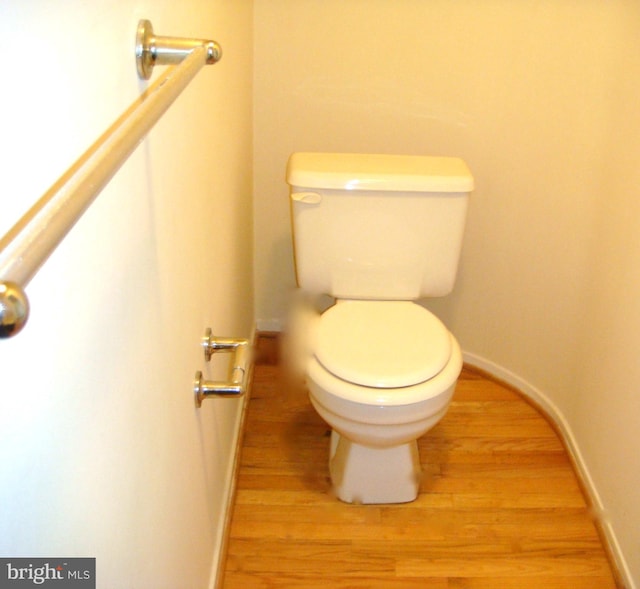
221,335,621,588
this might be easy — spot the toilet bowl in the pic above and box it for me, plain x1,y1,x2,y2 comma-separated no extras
305,300,462,503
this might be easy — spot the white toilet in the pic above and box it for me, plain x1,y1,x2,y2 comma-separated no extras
287,152,473,504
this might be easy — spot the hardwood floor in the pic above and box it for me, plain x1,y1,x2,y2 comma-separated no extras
221,335,621,588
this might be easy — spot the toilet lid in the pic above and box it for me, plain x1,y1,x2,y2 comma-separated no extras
315,301,452,388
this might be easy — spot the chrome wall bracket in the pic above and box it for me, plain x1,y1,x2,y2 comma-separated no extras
0,281,29,338
194,328,251,407
135,19,222,80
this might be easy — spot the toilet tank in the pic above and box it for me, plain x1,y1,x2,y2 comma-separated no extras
287,152,474,300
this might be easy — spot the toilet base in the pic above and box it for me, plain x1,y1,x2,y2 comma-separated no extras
329,430,422,504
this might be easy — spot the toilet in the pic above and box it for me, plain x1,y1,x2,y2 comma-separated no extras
287,152,473,504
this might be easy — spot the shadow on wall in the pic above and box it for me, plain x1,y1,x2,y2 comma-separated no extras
258,235,297,331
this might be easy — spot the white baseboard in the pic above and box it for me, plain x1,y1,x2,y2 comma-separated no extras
463,351,634,589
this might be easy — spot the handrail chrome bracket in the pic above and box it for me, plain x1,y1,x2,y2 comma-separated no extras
0,282,29,339
195,328,252,407
136,19,222,80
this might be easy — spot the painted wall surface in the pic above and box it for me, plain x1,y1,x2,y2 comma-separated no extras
253,1,639,585
0,1,253,588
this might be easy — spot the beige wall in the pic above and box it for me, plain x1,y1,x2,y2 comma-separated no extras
0,1,253,587
253,1,639,585
572,22,640,582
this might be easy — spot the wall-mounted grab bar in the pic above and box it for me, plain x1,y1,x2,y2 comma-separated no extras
0,20,222,339
194,329,252,407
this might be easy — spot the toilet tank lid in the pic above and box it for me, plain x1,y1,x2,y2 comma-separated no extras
286,152,474,193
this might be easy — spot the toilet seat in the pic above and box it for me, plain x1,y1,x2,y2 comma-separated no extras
315,300,452,388
308,330,462,409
